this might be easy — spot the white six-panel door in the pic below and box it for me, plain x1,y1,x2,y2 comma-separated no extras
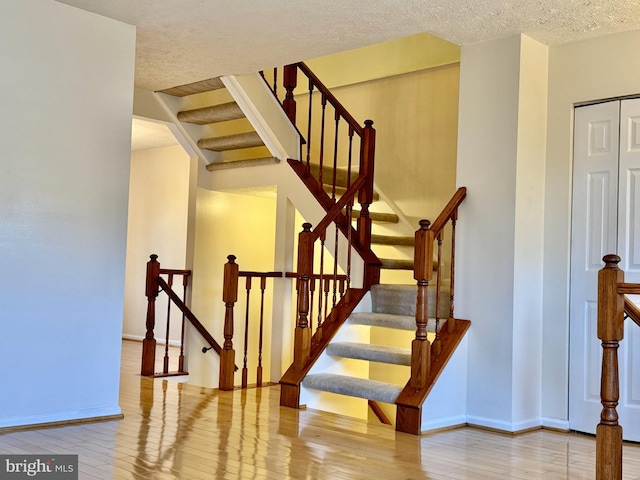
570,98,640,439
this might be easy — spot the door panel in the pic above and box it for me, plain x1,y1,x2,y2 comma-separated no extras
569,100,619,436
570,98,640,440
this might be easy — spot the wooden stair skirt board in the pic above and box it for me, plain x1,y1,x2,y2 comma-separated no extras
206,157,280,171
198,131,264,151
159,77,225,97
178,101,244,125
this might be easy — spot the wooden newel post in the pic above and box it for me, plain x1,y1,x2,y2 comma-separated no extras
142,254,160,376
294,223,314,369
596,254,625,480
411,220,434,389
219,255,239,391
357,120,376,254
283,64,298,124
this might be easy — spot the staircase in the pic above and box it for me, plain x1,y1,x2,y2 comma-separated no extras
152,63,470,435
156,77,280,170
301,283,447,404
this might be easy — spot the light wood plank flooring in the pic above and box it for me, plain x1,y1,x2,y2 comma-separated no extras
3,340,640,479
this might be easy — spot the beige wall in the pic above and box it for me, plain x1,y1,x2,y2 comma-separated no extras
186,186,278,388
122,144,192,345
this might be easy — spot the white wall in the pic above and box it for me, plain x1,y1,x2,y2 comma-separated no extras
122,145,192,344
0,0,135,427
542,29,640,426
456,34,547,431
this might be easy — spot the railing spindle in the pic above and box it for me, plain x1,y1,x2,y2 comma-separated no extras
306,79,314,168
448,212,458,332
178,273,188,372
318,95,327,184
242,275,251,388
282,64,297,123
257,276,267,387
163,273,174,374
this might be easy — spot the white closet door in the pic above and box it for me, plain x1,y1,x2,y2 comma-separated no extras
570,98,640,440
569,100,620,437
617,98,640,438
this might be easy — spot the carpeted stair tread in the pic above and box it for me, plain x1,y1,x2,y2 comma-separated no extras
206,157,280,171
302,373,402,404
324,184,380,201
372,234,415,246
309,164,358,189
178,102,244,125
327,342,411,366
379,258,414,270
346,209,399,224
198,131,264,151
159,77,225,97
348,312,437,332
371,283,450,318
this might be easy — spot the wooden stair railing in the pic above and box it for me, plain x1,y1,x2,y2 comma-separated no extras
141,254,229,378
395,187,470,434
219,255,283,391
262,62,377,254
596,254,640,480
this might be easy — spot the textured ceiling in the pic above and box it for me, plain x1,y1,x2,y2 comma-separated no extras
55,0,640,92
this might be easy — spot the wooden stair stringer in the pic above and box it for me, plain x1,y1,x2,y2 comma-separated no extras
279,288,367,408
395,318,471,435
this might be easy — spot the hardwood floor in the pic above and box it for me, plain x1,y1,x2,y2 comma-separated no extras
3,340,640,479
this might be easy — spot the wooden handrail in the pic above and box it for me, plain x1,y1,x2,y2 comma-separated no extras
618,283,640,295
296,62,363,134
625,296,640,328
312,174,367,237
430,187,467,235
157,276,224,357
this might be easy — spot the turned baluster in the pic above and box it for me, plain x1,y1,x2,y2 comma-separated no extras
596,254,625,480
257,276,267,387
294,223,314,369
163,273,174,374
447,210,458,333
282,64,298,124
178,272,189,373
357,120,376,272
411,220,434,389
242,275,251,388
141,254,160,376
219,255,239,391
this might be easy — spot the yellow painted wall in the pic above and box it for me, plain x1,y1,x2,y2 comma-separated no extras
187,188,278,388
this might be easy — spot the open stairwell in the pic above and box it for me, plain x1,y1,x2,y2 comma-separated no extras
151,62,470,436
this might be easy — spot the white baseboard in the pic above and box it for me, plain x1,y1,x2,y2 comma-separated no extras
421,414,468,433
0,406,122,429
466,415,542,433
541,417,570,431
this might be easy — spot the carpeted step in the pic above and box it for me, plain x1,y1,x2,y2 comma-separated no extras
309,164,358,189
371,283,450,318
379,258,414,270
348,312,437,332
302,373,402,404
205,157,280,171
198,131,264,151
372,234,414,246
347,209,399,224
159,77,225,97
327,342,411,366
324,184,380,201
178,102,244,125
